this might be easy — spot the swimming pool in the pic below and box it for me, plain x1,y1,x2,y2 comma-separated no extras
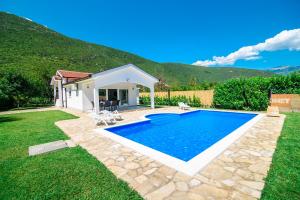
101,110,262,175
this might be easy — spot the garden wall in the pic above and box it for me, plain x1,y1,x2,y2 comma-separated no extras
140,90,213,106
271,94,300,112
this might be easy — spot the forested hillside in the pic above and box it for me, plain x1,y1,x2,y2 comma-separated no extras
0,12,273,108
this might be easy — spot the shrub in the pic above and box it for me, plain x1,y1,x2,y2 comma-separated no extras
139,95,202,107
23,97,53,107
270,73,300,94
213,72,300,111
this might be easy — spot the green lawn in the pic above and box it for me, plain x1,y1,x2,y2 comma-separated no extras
261,112,300,200
0,110,142,200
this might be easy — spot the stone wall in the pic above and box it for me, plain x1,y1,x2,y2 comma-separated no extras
271,94,300,112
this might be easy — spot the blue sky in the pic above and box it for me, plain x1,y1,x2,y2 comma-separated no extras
1,0,300,69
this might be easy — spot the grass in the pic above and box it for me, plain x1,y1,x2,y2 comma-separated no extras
261,112,300,200
0,105,52,112
1,110,299,200
9,105,53,111
0,110,142,200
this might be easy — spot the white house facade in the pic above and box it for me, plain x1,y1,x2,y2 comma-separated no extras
50,64,159,112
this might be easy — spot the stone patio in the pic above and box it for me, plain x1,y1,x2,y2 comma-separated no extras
55,107,285,200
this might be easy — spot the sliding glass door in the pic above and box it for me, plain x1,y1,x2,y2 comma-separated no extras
119,89,128,105
108,89,118,101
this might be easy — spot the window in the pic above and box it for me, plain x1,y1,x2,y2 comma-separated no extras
55,87,59,99
75,83,79,96
119,89,128,105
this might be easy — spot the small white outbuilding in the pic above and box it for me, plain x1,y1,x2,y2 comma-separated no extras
50,64,159,112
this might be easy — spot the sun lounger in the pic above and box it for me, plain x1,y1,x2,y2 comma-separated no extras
100,110,123,120
178,102,190,110
89,112,116,126
112,110,123,120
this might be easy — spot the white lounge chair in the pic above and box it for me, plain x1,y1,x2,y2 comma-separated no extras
112,110,123,120
100,110,123,120
89,112,116,126
178,102,190,110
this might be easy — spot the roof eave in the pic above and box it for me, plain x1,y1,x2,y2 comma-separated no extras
63,75,92,86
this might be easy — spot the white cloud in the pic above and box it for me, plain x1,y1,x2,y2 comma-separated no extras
193,29,300,66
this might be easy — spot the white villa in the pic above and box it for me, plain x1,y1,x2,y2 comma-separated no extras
50,64,159,112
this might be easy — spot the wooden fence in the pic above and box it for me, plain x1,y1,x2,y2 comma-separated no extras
140,90,214,106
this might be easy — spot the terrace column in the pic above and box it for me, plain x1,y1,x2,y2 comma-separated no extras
93,88,99,114
57,80,63,107
150,85,155,109
53,81,56,105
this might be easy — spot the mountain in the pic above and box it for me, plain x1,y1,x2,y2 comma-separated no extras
268,66,300,75
0,12,272,97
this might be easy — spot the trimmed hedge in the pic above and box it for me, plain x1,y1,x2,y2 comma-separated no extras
269,72,300,94
140,95,202,107
213,72,300,111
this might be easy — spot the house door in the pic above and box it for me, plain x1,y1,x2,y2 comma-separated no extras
119,89,128,105
108,89,118,101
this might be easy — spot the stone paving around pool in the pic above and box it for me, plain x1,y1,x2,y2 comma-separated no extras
55,107,285,200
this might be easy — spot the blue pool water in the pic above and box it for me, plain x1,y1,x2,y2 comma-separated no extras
106,110,257,161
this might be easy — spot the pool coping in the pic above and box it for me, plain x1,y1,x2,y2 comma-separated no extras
95,109,264,176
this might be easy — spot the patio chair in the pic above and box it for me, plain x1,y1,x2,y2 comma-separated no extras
99,101,105,111
178,102,190,110
100,110,123,120
104,100,111,111
111,100,119,111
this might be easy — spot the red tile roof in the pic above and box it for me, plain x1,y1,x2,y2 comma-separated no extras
57,70,92,79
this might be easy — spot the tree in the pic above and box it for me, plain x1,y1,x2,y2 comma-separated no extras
0,75,13,108
0,71,35,108
156,77,170,91
188,77,198,87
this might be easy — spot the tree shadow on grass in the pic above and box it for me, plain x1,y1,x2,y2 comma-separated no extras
0,116,22,123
